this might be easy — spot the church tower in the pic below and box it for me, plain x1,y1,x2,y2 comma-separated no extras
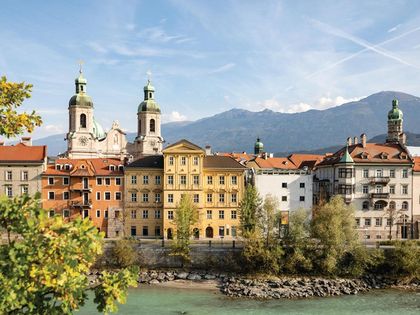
134,79,164,158
386,99,406,145
65,68,98,158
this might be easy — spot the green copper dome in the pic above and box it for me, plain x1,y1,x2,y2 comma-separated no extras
137,79,161,113
388,99,403,120
93,117,106,140
69,71,93,107
254,137,264,154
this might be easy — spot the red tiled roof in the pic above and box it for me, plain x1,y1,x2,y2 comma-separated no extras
288,153,324,169
44,158,124,176
0,143,46,162
253,157,298,170
413,157,420,171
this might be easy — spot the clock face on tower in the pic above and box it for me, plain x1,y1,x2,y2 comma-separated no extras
149,140,156,147
79,136,88,146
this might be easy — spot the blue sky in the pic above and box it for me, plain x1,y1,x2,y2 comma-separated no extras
2,0,420,139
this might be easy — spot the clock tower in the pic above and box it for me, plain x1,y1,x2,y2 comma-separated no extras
134,79,164,158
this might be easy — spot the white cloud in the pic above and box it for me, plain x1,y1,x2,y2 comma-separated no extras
209,63,236,74
163,111,188,123
388,24,401,33
44,124,65,133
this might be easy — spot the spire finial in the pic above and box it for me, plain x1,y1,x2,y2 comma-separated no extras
146,70,152,83
78,60,84,74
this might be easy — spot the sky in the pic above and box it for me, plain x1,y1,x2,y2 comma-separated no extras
2,0,420,140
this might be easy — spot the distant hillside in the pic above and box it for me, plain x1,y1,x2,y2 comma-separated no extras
32,91,420,156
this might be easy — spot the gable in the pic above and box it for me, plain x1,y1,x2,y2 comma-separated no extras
162,139,204,154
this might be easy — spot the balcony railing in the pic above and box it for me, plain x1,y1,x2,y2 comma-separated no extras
369,177,390,185
70,185,93,192
370,193,389,199
70,199,92,207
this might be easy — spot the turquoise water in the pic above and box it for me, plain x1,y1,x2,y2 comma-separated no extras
77,286,420,315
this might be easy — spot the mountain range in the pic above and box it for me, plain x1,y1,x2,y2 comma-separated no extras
32,91,420,156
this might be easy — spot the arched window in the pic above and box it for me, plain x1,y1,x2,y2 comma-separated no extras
150,119,155,132
80,114,86,128
402,201,408,210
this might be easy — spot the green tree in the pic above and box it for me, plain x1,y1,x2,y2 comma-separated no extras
0,195,138,314
239,185,262,237
111,239,139,268
171,194,198,266
0,76,42,137
383,240,420,278
258,194,279,246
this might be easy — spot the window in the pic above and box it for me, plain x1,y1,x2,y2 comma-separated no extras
104,192,111,200
155,210,161,219
22,171,28,181
299,196,305,202
48,177,54,185
169,156,174,165
155,226,161,236
338,184,353,194
181,157,187,165
168,194,174,203
48,191,55,200
364,218,371,226
231,210,237,219
143,175,149,185
386,218,391,226
376,185,383,193
389,185,395,194
207,176,213,185
402,169,408,178
150,119,155,132
49,210,55,218
282,182,287,188
207,210,212,219
168,175,174,185
55,165,61,171
402,201,409,210
63,209,70,218
389,201,396,209
207,193,213,203
375,218,382,227
219,210,225,219
168,210,174,219
131,226,137,236
115,192,122,200
80,113,86,128
63,191,69,200
104,210,109,219
131,175,137,185
97,178,102,185
96,192,101,200
219,176,225,185
390,169,395,178
355,218,360,227
155,175,161,185
193,194,199,203
376,169,383,178
143,193,149,202
109,165,115,171
219,226,225,237
402,185,408,195
96,210,101,218
155,193,161,203
362,185,369,194
143,210,149,219
105,178,111,186
143,226,149,236
180,175,187,185
231,226,237,237
131,210,137,219
193,175,199,185
300,182,305,188
115,177,122,186
118,165,124,171
219,193,225,203
193,157,199,165
282,196,287,202
362,201,369,210
374,202,384,210
363,169,369,178
131,192,137,202
63,177,69,185
21,186,29,195
231,193,237,203
232,176,237,185
338,168,353,178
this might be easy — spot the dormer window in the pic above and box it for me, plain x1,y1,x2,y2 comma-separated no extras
109,165,115,171
80,165,85,169
380,152,388,159
65,164,71,170
55,164,61,170
118,165,124,171
360,152,368,159
399,153,407,159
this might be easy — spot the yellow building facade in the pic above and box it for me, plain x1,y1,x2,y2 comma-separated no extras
124,139,246,240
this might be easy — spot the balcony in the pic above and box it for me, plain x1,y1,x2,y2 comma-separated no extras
70,199,92,208
70,185,93,192
369,177,390,185
370,193,389,199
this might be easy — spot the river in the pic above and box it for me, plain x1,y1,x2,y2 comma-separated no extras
77,286,419,315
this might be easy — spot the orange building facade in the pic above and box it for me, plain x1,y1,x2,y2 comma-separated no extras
42,158,124,236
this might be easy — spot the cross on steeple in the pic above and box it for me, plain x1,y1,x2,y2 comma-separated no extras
78,60,84,74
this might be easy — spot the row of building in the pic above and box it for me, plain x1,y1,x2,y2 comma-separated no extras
1,70,419,240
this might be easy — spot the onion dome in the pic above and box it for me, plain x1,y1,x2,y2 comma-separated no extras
388,99,403,120
254,137,264,154
137,79,161,113
69,70,93,107
93,117,106,140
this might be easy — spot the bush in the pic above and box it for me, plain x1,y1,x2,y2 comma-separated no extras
339,247,384,277
382,241,420,278
111,239,139,268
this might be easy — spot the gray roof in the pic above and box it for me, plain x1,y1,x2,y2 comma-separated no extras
204,156,247,169
127,155,163,169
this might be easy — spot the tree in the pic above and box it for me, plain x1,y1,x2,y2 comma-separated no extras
171,194,198,266
383,206,404,240
111,239,139,268
239,185,262,237
383,240,420,278
258,194,279,247
0,194,138,314
0,76,42,138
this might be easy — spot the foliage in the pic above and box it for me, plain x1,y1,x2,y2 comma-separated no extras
239,185,262,237
282,208,313,274
171,194,198,266
0,76,42,137
257,194,279,246
0,195,137,314
382,241,420,278
339,246,384,277
111,239,139,268
310,196,360,275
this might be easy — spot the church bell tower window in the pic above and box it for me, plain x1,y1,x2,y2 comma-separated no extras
150,119,155,132
80,114,87,128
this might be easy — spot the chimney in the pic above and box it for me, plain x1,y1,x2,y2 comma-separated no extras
205,145,212,156
361,133,367,148
347,137,352,146
353,136,358,145
21,137,32,146
263,152,268,160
